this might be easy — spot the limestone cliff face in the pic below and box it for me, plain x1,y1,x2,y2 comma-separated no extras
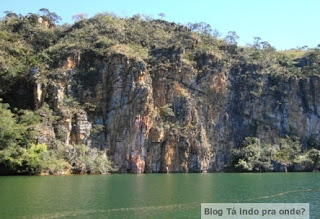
33,51,320,173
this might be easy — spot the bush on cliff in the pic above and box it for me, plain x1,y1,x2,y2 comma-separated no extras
233,137,274,172
0,100,114,174
233,136,320,172
272,136,302,165
65,144,115,174
0,99,28,149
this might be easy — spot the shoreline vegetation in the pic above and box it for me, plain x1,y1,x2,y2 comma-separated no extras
1,9,320,175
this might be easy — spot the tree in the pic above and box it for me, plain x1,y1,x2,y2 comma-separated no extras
187,22,212,35
26,13,39,24
38,8,62,24
158,13,166,20
132,14,142,20
273,136,302,164
261,41,272,50
141,14,153,21
211,28,221,38
3,11,18,18
72,13,88,22
0,100,26,150
22,143,49,174
224,31,239,45
307,149,320,169
251,37,274,52
233,137,273,172
253,37,262,49
66,144,115,174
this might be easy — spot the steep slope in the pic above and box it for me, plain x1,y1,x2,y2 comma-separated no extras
1,11,320,174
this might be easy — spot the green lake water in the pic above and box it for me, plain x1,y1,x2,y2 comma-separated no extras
0,173,319,218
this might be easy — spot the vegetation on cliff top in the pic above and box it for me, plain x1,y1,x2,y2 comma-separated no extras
1,9,320,88
1,9,320,174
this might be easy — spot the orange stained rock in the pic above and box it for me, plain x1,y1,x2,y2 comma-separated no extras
66,56,76,70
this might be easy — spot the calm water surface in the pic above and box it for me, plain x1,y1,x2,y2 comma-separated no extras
0,173,319,218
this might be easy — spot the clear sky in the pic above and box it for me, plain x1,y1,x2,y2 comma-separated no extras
1,0,320,50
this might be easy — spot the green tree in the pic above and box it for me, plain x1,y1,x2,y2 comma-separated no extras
39,8,62,24
22,143,48,174
273,136,302,164
0,100,26,150
3,11,18,18
307,149,320,170
233,137,273,172
224,31,239,45
66,144,115,174
187,22,212,35
72,13,88,22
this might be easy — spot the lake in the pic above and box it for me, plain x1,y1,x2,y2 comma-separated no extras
0,173,319,218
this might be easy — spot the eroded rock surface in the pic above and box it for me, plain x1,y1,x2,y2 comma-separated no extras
34,51,320,173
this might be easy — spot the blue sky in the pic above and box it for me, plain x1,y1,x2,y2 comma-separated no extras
1,0,319,50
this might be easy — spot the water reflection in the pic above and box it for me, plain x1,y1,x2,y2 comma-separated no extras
0,173,319,218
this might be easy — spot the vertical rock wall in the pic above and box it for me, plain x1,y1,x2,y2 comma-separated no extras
36,52,320,173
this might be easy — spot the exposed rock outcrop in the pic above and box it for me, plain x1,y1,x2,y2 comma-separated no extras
33,50,320,173
4,11,320,174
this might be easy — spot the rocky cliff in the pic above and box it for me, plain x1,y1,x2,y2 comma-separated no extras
29,49,320,173
1,11,320,174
